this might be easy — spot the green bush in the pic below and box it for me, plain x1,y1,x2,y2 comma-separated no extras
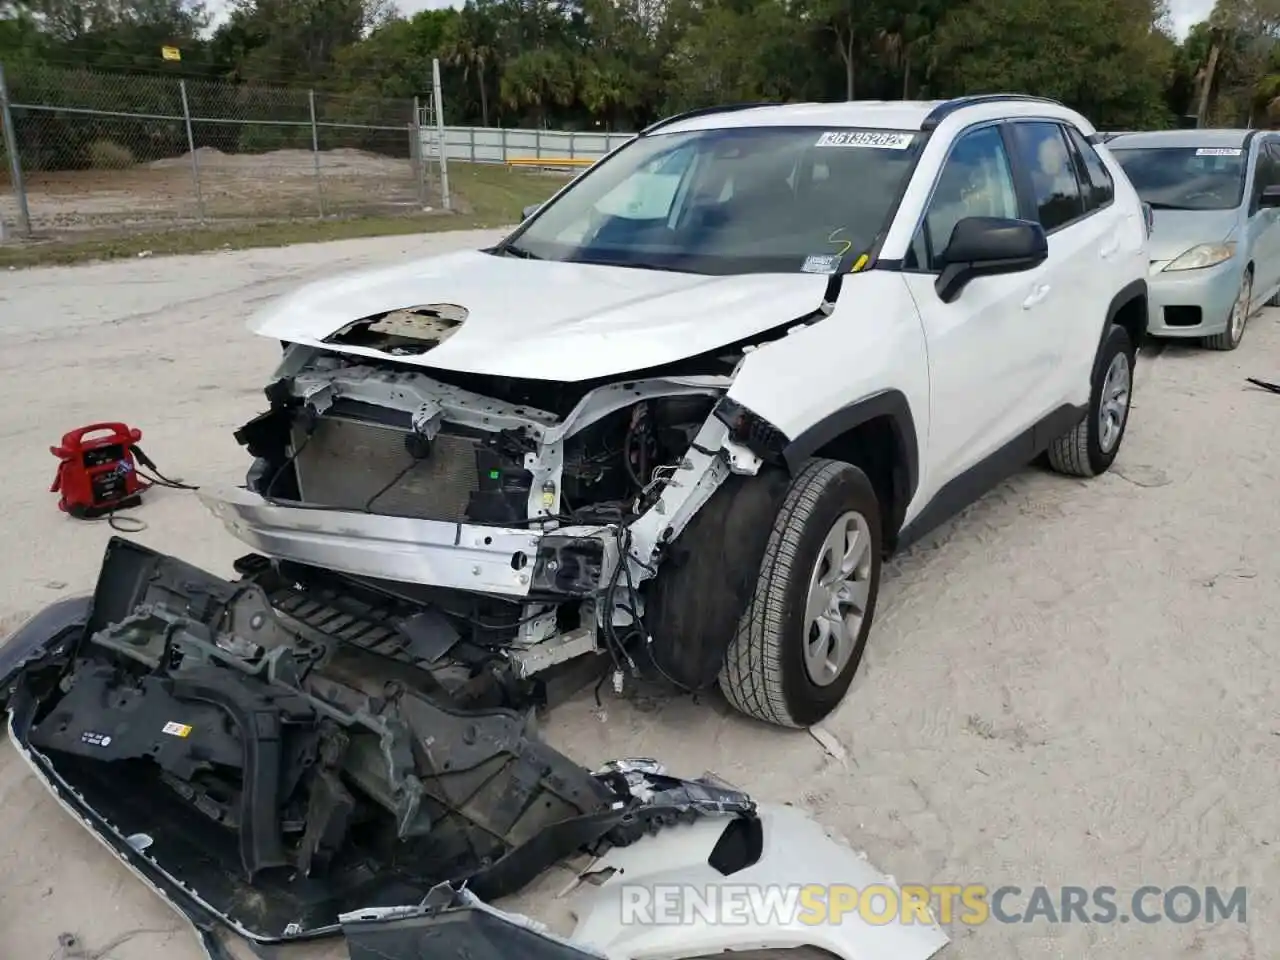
86,139,135,169
238,123,311,154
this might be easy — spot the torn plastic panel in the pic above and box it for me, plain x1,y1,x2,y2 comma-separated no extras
341,885,607,960
2,539,760,950
340,801,949,960
568,803,950,960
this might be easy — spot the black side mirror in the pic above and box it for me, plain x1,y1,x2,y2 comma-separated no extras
1259,185,1280,209
935,216,1048,303
521,203,541,221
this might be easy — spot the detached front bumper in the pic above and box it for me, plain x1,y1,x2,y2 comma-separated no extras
1146,257,1243,338
2,571,948,960
200,484,617,598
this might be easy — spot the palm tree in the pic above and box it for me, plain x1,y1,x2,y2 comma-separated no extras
445,5,496,126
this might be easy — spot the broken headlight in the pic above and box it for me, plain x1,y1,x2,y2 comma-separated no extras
713,396,788,463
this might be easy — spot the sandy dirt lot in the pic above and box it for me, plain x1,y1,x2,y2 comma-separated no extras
0,147,429,234
1,233,1277,960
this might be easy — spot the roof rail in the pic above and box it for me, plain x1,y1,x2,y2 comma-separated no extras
640,102,780,136
921,94,1067,131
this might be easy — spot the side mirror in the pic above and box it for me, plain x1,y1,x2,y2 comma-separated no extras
935,216,1048,303
521,203,541,221
1259,185,1280,209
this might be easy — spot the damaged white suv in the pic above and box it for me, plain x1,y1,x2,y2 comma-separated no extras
206,94,1150,729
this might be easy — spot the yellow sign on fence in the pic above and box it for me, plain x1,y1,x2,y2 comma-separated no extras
161,46,181,62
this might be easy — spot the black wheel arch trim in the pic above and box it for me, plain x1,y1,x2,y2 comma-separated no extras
1099,278,1148,364
781,389,920,528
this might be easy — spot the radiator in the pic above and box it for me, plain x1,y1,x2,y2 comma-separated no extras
292,415,481,522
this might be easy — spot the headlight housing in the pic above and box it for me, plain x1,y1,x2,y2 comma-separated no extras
1163,242,1235,272
712,397,788,464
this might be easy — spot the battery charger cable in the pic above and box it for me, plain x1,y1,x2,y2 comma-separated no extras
87,446,201,534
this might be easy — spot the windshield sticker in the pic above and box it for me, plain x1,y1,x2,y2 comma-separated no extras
1196,147,1242,157
816,130,914,149
802,253,841,274
162,721,193,738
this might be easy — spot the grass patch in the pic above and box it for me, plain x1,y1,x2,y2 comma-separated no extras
0,162,568,269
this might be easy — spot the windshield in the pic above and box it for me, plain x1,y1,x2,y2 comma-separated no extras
1110,146,1247,211
499,126,922,275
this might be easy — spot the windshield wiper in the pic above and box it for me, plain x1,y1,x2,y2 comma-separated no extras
500,243,543,260
1143,201,1194,210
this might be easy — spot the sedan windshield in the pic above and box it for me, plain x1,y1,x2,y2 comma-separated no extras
1110,146,1247,211
500,126,922,275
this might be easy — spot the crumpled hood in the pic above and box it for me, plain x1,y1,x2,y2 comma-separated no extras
1147,207,1241,262
248,249,829,382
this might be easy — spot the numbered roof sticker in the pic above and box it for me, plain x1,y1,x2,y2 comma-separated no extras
1195,147,1242,157
815,131,915,149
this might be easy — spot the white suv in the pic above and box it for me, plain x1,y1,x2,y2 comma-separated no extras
194,94,1150,730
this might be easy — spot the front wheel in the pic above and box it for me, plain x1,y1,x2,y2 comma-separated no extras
1046,323,1135,478
1204,267,1252,351
719,459,882,728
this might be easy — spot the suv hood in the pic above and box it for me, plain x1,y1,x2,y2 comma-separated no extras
248,249,828,382
1148,207,1241,262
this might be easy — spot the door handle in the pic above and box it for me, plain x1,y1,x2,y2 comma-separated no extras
1022,284,1051,309
1100,237,1120,258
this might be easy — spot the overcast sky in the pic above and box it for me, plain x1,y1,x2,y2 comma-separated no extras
206,0,1216,42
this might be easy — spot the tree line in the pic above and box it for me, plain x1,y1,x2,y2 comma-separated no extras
3,0,1280,135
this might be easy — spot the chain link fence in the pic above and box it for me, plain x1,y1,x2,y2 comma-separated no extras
0,62,450,238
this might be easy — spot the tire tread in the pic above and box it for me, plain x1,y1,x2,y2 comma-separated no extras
720,458,853,728
1045,418,1093,477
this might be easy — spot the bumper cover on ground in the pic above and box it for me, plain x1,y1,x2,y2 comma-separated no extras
1,545,948,960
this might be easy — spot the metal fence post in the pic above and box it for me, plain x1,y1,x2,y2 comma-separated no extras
412,95,425,203
535,128,542,159
469,127,476,163
501,128,508,163
309,89,324,217
0,62,31,237
569,132,575,159
431,59,450,211
178,80,205,222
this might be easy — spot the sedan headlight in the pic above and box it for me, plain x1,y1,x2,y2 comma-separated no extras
1163,242,1236,272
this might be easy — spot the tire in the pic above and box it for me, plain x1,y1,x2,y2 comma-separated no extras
1204,267,1252,351
1046,323,1135,478
719,458,882,728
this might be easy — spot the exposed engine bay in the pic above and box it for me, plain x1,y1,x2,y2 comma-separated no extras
2,291,953,959
6,537,758,942
207,341,780,698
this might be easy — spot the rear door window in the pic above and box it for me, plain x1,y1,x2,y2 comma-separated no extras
1008,122,1086,231
1065,127,1115,212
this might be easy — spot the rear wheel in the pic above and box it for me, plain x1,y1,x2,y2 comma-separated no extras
1204,267,1252,351
719,459,882,728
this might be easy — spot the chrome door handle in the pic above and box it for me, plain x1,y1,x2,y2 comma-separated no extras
1022,284,1051,309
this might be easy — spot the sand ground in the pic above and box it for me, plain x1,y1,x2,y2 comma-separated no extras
0,232,1277,960
0,147,428,233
